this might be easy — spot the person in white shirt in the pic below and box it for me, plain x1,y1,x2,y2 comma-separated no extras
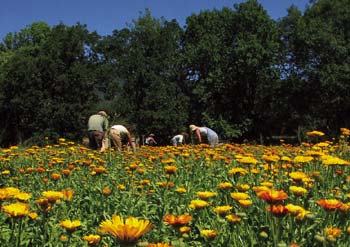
171,132,189,146
189,124,219,146
109,125,136,152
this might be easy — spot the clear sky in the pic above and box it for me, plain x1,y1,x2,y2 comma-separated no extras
0,0,310,40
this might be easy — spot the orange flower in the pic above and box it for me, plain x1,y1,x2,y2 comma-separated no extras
163,214,192,226
324,227,342,240
226,214,241,223
61,189,74,200
257,189,288,203
51,172,61,181
36,198,52,212
316,198,343,211
102,187,112,195
267,204,289,217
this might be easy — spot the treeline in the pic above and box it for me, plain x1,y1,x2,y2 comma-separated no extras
0,0,349,146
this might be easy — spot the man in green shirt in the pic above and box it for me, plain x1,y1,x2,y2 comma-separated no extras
87,111,109,150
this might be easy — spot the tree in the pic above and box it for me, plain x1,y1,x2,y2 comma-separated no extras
0,22,100,145
99,10,189,144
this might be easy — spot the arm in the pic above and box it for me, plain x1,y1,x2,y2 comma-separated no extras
195,129,202,143
127,133,136,152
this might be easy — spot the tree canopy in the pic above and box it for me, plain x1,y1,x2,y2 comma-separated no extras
0,0,348,146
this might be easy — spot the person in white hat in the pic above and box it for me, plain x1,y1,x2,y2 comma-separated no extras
171,132,189,146
87,110,109,150
109,124,136,152
189,124,218,146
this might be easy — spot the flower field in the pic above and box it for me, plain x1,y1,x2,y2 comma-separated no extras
1,130,350,247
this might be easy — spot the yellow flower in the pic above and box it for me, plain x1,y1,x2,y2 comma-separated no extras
164,165,177,174
2,202,29,217
226,214,241,223
200,229,218,239
178,226,191,235
236,184,250,192
99,215,152,244
289,186,308,196
82,234,101,245
236,156,258,165
175,187,187,193
230,192,250,201
59,219,81,231
324,227,342,240
14,192,32,201
42,190,64,203
293,156,313,163
218,182,233,190
213,205,232,215
196,191,217,200
147,243,174,247
228,167,248,175
189,199,209,209
306,130,325,137
238,199,253,208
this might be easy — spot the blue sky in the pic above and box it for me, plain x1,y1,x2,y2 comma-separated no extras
0,0,310,40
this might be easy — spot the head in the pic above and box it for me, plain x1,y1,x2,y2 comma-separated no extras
97,111,108,118
182,132,189,139
149,133,155,137
189,125,197,132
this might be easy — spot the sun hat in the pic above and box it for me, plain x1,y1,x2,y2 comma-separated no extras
98,111,108,117
189,125,198,131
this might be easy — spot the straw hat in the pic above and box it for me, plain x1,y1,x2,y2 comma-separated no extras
189,125,198,131
98,111,108,117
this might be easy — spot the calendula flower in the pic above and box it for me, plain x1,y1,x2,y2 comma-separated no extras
236,184,250,192
218,182,233,190
293,156,313,163
61,189,74,200
163,214,192,226
179,226,191,234
238,199,253,208
306,130,325,137
228,167,248,175
36,198,52,212
42,190,64,203
324,227,342,240
59,219,81,231
196,191,217,200
51,172,61,181
102,187,112,195
147,243,174,247
164,165,177,174
200,229,218,239
175,187,187,193
340,128,350,136
189,199,209,209
28,212,38,220
213,205,232,215
316,198,343,211
14,192,31,201
99,215,152,244
226,214,241,223
230,192,250,201
82,234,101,245
2,202,29,217
267,204,289,217
289,186,308,196
257,189,288,203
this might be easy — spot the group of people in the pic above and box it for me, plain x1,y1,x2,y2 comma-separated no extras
87,110,219,152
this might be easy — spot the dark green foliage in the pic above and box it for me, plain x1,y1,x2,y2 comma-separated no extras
0,0,348,146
